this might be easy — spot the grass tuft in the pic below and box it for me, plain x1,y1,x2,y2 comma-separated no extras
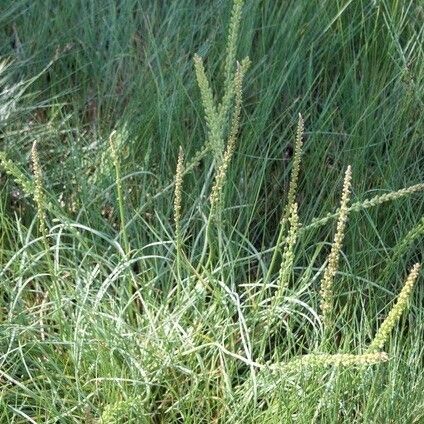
0,0,423,422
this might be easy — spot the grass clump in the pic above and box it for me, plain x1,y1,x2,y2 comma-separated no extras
0,0,423,422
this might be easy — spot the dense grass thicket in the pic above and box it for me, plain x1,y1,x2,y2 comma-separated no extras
1,0,423,422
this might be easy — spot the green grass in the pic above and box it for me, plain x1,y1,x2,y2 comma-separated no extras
1,0,423,422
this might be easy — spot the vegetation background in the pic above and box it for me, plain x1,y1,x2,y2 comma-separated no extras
0,0,423,422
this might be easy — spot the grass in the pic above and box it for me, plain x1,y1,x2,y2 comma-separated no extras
1,0,423,422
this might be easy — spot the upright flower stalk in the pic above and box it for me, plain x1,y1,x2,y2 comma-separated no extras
109,131,130,257
174,146,184,258
31,141,48,241
264,114,304,287
367,263,421,353
320,165,352,331
209,58,250,211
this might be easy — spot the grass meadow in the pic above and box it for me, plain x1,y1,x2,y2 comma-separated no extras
0,0,423,422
